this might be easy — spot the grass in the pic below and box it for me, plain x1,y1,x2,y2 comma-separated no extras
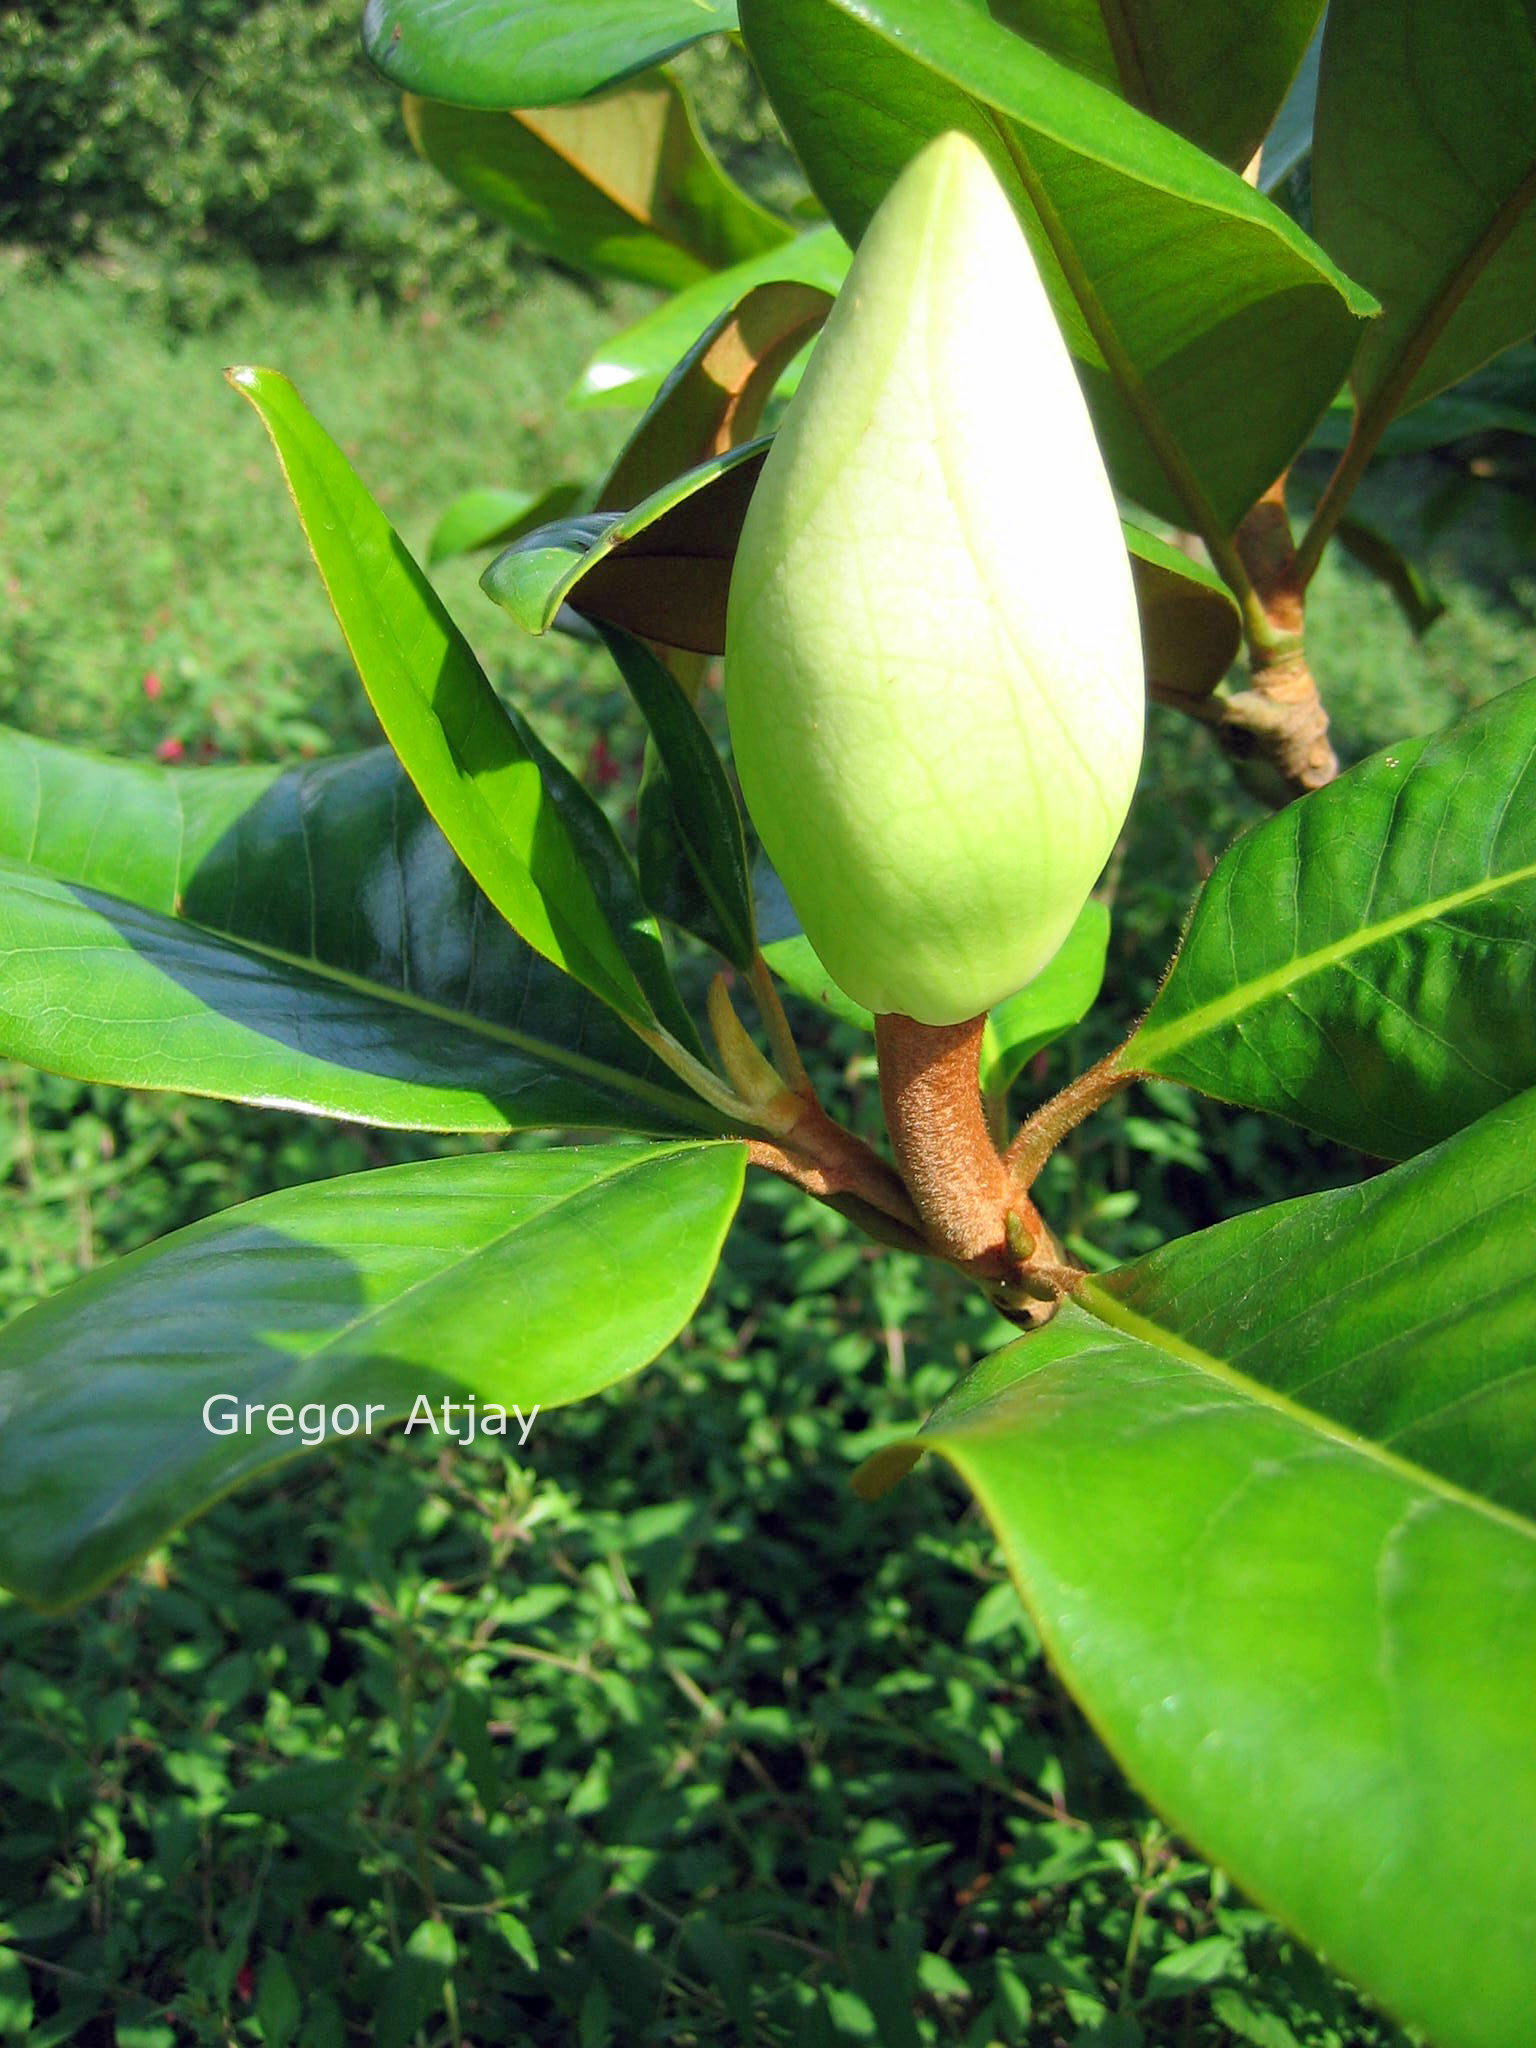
0,255,644,762
2,246,1535,2045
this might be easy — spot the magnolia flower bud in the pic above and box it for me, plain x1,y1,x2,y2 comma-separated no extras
725,131,1143,1027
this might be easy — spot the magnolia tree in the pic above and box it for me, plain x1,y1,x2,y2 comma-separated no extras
2,2,1535,2043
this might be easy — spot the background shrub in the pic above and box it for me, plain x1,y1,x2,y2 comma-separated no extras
0,0,538,315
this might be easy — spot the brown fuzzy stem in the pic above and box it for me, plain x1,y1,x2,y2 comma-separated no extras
875,1012,1042,1273
1216,477,1337,797
1005,1048,1143,1189
746,1094,920,1236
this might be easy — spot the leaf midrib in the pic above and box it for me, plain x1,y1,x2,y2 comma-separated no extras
815,0,1372,301
0,862,715,1129
1075,1286,1536,1542
232,371,649,1026
71,1142,735,1575
1129,855,1536,1066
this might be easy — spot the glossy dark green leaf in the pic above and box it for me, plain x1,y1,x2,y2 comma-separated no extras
427,481,584,567
1312,0,1536,425
599,281,834,512
595,627,755,969
230,366,688,1043
1122,524,1241,699
739,0,1375,531
363,0,737,107
1127,678,1536,1158
0,1141,745,1606
760,933,875,1032
883,1290,1536,2048
977,900,1109,1094
1334,516,1446,637
987,0,1323,169
404,77,787,293
636,732,738,962
0,730,711,1133
1309,386,1536,456
571,226,851,411
497,702,710,1061
1087,1088,1536,1520
481,441,768,653
1257,20,1321,192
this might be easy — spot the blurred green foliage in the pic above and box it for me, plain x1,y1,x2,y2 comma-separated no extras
0,1201,1415,2044
2,157,1536,2040
0,0,543,318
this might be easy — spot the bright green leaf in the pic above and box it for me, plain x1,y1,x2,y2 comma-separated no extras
739,0,1375,530
989,0,1323,169
229,366,687,1042
599,280,834,511
0,732,711,1135
363,0,738,108
760,933,875,1032
978,901,1110,1094
571,225,851,411
0,1140,745,1607
1144,1934,1241,1996
427,481,584,566
1086,1089,1536,1520
404,75,787,293
901,1296,1536,2048
1127,677,1536,1157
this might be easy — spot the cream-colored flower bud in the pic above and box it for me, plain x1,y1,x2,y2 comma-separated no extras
725,130,1143,1027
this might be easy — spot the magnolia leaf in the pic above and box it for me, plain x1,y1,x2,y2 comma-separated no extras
486,435,1238,696
1312,0,1536,427
427,481,584,567
572,226,852,411
599,280,834,511
404,75,788,293
0,1142,746,1606
1258,22,1322,192
762,893,1108,1074
0,733,715,1136
1334,516,1446,638
989,0,1324,170
1122,524,1241,699
362,0,739,109
1087,1088,1536,1520
760,931,875,1031
595,626,755,970
738,0,1375,532
482,441,768,653
883,1273,1536,2048
1309,385,1536,456
978,901,1110,1094
230,366,701,1055
1127,677,1536,1157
